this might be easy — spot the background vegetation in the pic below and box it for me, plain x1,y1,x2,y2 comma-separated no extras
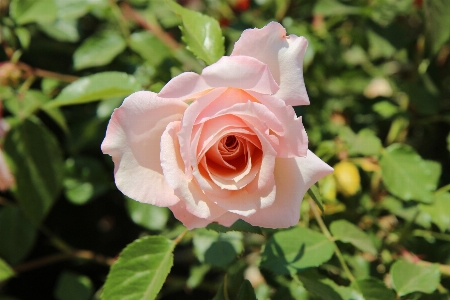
0,0,450,299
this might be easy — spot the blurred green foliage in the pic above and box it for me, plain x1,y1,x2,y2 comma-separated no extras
0,0,450,299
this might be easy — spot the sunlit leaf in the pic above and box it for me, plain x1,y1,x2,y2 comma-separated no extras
380,144,441,203
168,1,224,65
102,236,175,300
330,220,377,255
391,260,440,296
260,227,334,275
73,31,126,70
0,257,15,282
46,72,141,107
126,197,170,231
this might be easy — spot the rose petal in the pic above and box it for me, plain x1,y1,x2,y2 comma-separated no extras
169,201,213,229
246,91,308,157
158,56,279,100
101,91,187,207
231,22,309,106
161,121,227,220
242,151,333,228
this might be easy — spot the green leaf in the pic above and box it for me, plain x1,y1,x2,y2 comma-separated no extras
73,31,126,70
14,27,31,49
206,219,262,235
130,31,171,65
47,72,141,107
348,129,382,156
0,258,15,282
212,280,227,300
4,119,64,224
102,236,175,300
260,226,334,275
372,101,399,119
0,206,38,265
352,278,396,300
64,157,109,205
390,260,440,296
193,229,243,269
419,193,450,232
126,197,170,231
330,220,377,255
168,1,224,65
54,271,93,300
381,196,431,228
186,264,210,289
307,183,325,213
313,0,362,16
9,0,57,25
423,0,450,54
237,280,257,300
54,0,91,20
39,19,79,42
3,90,49,119
380,144,441,203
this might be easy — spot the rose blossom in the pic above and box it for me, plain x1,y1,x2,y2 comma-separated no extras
102,22,333,229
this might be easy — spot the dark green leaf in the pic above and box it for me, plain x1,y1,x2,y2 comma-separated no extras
380,144,441,203
0,206,38,265
307,183,325,213
423,0,450,54
4,119,64,224
0,258,15,282
352,278,396,300
206,219,262,235
297,272,343,300
168,1,224,65
193,228,243,269
73,31,126,70
391,260,440,296
102,236,175,300
260,227,334,275
126,197,170,231
47,72,141,107
330,220,377,255
236,280,257,300
212,281,227,300
64,157,109,205
54,271,93,300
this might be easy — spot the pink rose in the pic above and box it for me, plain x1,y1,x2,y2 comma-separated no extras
102,22,333,229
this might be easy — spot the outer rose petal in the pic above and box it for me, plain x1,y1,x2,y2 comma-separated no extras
0,149,14,191
101,91,187,207
158,56,279,100
242,151,333,228
169,201,213,229
231,22,309,106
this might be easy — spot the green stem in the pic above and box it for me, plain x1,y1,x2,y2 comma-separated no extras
308,198,358,288
173,228,189,245
223,273,230,300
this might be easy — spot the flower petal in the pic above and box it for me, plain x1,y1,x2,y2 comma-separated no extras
101,91,187,207
161,121,227,220
242,151,333,228
158,56,279,100
169,201,213,229
231,22,309,106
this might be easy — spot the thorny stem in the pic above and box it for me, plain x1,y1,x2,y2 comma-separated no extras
308,198,359,289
